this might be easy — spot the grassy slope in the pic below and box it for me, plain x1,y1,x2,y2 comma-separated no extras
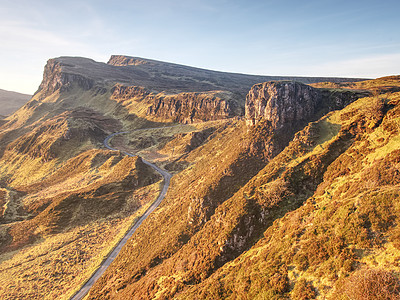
85,117,284,299
1,74,399,300
86,78,400,300
0,77,237,299
0,183,161,300
0,75,230,299
310,75,400,93
84,89,364,298
0,86,165,299
177,90,400,299
0,148,162,300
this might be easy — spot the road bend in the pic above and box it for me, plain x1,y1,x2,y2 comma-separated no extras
70,131,172,300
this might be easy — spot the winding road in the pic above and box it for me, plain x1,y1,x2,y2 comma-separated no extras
70,131,172,300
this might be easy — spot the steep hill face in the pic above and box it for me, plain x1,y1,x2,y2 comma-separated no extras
243,81,368,162
246,81,321,127
178,88,400,300
111,84,239,123
0,89,31,116
84,79,398,300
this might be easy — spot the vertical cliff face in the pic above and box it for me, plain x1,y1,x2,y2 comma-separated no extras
245,81,369,130
35,59,95,100
110,83,239,124
244,80,369,162
146,91,237,123
111,84,151,100
245,81,321,128
32,57,365,125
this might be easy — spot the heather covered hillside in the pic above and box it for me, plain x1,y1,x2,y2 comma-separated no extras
0,55,398,300
86,78,400,299
179,85,400,299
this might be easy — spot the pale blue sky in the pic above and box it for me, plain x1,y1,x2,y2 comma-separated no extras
1,0,399,94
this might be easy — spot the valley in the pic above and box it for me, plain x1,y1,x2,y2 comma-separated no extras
71,130,172,300
0,55,399,299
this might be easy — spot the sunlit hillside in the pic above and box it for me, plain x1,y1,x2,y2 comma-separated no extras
0,56,399,300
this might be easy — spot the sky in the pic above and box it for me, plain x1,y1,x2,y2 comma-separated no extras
1,0,400,94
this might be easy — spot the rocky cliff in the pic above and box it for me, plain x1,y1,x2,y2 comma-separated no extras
245,81,369,130
245,81,320,128
146,91,237,123
31,56,365,124
244,81,370,162
36,59,95,100
111,83,238,123
111,84,151,100
108,55,151,67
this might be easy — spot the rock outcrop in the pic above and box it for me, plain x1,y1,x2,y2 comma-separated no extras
111,84,151,100
245,81,369,130
111,83,238,123
108,55,151,67
32,56,365,124
147,91,237,123
244,80,370,162
245,81,320,128
36,59,95,100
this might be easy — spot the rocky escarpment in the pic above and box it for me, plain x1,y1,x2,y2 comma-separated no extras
111,83,238,123
111,84,152,100
245,81,369,161
35,59,95,100
245,81,320,128
31,56,365,125
147,91,238,123
245,81,369,130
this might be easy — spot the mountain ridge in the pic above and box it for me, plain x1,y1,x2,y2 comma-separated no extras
35,55,367,96
29,55,367,126
107,54,369,83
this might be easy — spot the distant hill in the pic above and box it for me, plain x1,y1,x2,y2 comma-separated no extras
0,89,31,116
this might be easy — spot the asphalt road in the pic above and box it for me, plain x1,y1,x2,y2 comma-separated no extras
70,131,172,300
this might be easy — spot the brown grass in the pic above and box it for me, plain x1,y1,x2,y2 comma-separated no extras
0,182,160,300
336,268,400,300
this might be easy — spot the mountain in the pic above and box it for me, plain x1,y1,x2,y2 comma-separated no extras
0,89,31,117
0,55,399,300
27,55,364,125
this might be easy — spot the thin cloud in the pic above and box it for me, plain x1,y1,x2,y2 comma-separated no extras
0,23,73,50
